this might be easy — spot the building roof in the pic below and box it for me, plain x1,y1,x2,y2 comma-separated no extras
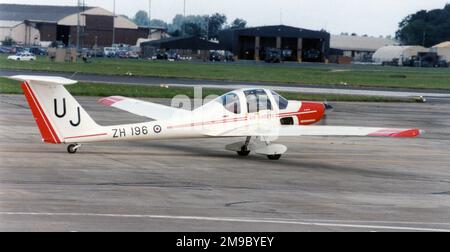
141,36,222,50
331,35,397,52
433,41,450,48
0,4,92,23
0,20,23,28
58,7,138,29
0,4,138,30
224,25,329,39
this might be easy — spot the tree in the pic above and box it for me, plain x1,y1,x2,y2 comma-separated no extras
207,13,227,39
149,19,168,29
168,14,209,37
133,10,150,27
396,4,450,47
230,18,247,29
2,37,15,46
184,22,205,37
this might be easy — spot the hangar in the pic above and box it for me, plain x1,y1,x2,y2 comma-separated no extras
218,25,330,62
431,41,450,62
0,4,149,47
330,35,397,62
372,45,428,65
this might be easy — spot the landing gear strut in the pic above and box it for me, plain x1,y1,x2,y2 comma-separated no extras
237,137,251,156
226,137,287,160
67,143,81,154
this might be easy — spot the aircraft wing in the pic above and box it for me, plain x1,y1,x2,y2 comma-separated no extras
207,125,423,138
99,96,190,121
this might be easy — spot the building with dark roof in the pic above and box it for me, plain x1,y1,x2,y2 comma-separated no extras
141,36,222,60
218,25,330,62
0,4,149,47
141,36,222,51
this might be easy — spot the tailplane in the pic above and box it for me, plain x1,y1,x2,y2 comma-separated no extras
11,75,102,144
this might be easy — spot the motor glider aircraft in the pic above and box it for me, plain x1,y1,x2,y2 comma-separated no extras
11,75,423,160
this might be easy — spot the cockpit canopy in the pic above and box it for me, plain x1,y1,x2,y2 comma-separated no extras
220,92,241,114
270,90,289,110
215,89,289,114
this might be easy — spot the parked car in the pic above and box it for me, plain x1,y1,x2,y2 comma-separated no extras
7,52,36,61
264,48,282,63
117,50,129,59
103,47,116,57
127,51,139,59
155,52,168,60
303,48,322,62
210,51,222,62
0,47,10,53
29,47,47,56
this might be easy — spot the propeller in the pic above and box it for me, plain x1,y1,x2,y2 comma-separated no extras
321,101,334,125
324,101,334,111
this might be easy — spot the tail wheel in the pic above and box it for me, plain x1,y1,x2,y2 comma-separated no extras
267,154,282,160
67,144,80,154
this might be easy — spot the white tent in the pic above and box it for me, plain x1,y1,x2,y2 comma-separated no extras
431,42,450,62
372,45,428,64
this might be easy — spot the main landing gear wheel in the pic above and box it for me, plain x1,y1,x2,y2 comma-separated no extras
237,136,252,157
267,154,282,160
237,147,251,156
67,144,81,154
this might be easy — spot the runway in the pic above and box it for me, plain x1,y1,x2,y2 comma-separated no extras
0,94,450,231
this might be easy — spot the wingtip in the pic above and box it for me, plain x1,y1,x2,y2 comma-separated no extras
369,128,423,138
391,128,423,138
98,96,125,106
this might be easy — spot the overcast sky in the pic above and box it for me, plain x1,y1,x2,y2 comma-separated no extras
1,0,448,36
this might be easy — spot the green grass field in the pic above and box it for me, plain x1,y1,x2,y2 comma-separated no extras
1,55,449,90
0,77,411,102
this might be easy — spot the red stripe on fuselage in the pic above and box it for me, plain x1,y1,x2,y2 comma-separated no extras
22,82,61,144
64,133,108,140
167,110,315,129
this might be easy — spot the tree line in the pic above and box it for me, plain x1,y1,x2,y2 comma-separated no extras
396,4,450,47
130,10,247,40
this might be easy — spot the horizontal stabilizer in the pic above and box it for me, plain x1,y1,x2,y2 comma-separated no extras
9,75,77,86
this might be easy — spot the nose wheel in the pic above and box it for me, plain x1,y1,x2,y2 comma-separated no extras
267,154,282,160
67,144,81,154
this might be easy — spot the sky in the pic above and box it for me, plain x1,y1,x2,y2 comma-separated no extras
1,0,448,36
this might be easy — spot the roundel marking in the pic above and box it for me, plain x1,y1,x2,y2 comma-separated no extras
153,125,162,133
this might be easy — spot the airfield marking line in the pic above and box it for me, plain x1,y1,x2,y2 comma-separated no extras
0,212,449,232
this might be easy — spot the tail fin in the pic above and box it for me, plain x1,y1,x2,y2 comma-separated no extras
11,75,102,144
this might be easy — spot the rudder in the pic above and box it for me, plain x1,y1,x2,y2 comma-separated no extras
13,76,102,144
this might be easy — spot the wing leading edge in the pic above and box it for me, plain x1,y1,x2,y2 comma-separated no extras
208,125,423,138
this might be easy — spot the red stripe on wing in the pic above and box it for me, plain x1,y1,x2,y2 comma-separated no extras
368,128,422,138
98,96,125,106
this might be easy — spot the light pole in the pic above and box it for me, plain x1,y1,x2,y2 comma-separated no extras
76,0,80,50
148,0,152,39
183,0,186,35
112,0,116,47
148,0,152,26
